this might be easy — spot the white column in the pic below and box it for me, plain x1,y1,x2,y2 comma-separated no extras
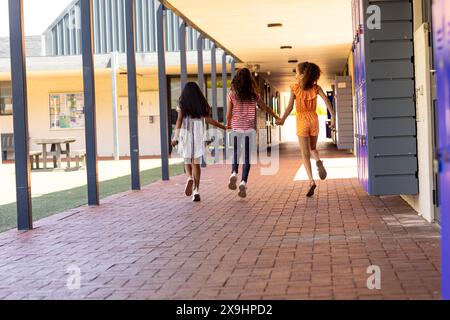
111,51,120,160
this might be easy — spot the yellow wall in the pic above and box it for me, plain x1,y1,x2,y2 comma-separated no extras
347,51,355,96
0,72,162,157
347,51,357,154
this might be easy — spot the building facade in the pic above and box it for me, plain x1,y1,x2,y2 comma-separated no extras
0,0,280,160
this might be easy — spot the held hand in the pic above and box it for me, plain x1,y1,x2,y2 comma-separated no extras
330,119,335,129
226,124,232,130
171,139,178,147
275,118,285,126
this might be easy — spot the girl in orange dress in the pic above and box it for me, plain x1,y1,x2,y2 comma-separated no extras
277,62,335,197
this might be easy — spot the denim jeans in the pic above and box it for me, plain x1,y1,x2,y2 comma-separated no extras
232,135,251,183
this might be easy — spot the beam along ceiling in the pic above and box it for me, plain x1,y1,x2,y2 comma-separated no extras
166,0,353,92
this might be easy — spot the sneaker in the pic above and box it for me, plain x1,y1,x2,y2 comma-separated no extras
228,172,238,190
316,160,327,180
192,189,201,202
238,181,247,198
185,177,194,196
306,182,317,197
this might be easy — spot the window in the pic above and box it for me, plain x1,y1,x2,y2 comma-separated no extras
49,93,84,129
206,76,231,123
168,75,231,126
0,82,12,116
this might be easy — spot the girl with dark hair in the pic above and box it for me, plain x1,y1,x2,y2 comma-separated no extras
277,62,335,197
172,82,226,201
226,68,280,198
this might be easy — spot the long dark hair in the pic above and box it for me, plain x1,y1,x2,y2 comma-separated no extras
178,82,211,119
297,62,321,90
231,68,259,101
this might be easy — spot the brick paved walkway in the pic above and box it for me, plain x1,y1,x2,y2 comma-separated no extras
0,142,441,300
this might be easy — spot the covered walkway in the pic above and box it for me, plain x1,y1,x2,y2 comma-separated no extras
0,143,440,299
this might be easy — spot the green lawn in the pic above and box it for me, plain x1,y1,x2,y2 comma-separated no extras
0,163,184,233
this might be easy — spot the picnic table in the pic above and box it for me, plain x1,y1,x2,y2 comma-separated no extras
34,138,76,169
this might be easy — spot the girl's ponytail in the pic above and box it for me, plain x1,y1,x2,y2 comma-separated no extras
297,61,321,90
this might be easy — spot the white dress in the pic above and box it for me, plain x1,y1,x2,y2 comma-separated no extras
178,115,205,162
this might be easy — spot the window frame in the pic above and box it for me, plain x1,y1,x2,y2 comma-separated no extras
0,82,13,116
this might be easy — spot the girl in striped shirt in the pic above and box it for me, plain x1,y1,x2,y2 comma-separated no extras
226,68,280,198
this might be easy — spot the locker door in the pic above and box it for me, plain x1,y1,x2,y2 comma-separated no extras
352,0,362,184
356,88,363,183
432,0,450,300
356,83,364,186
356,86,368,191
355,52,361,183
355,1,362,186
357,88,363,185
362,84,369,192
443,0,450,301
443,0,450,150
353,0,360,87
358,0,366,89
358,0,368,192
434,0,447,149
360,0,417,195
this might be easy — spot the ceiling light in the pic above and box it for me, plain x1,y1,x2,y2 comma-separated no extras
280,46,292,49
267,23,282,28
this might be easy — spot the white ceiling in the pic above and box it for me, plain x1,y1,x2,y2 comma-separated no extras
167,0,354,92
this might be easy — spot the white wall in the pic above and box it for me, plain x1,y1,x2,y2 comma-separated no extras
0,114,13,133
116,74,161,156
401,23,436,223
0,115,13,163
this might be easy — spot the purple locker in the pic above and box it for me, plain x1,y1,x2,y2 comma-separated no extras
432,0,450,300
358,1,366,91
356,89,362,183
362,84,369,192
357,88,362,183
352,0,417,196
352,0,370,193
351,0,358,177
352,0,362,186
359,3,368,192
360,97,366,192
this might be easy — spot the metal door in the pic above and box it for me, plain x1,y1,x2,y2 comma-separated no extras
432,0,450,300
352,0,369,192
428,0,442,223
358,0,369,192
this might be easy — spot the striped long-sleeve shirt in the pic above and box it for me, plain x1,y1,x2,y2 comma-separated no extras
228,91,259,132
